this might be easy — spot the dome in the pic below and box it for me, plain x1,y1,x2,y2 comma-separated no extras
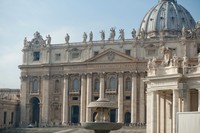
138,0,196,39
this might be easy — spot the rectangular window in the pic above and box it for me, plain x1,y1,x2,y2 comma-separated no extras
11,112,14,124
33,52,40,61
125,50,131,56
94,51,99,56
72,97,78,100
4,112,7,124
72,52,80,59
125,96,131,100
147,49,156,56
55,53,61,61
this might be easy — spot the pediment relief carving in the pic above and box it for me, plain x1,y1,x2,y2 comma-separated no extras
85,49,137,63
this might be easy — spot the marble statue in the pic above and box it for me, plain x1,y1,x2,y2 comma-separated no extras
65,33,70,44
89,31,93,42
131,28,136,39
109,27,115,40
172,54,179,67
161,46,172,66
24,37,28,46
46,34,51,44
182,55,188,67
140,28,145,39
118,29,125,41
100,30,105,40
182,26,186,37
83,32,87,42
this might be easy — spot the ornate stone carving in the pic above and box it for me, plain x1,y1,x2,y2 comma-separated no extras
64,74,69,79
147,57,157,70
118,72,124,77
21,75,28,81
51,74,64,79
42,74,50,80
107,51,115,61
182,55,188,67
160,46,173,66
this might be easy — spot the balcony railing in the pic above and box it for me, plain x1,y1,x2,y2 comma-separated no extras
105,89,117,94
69,89,80,95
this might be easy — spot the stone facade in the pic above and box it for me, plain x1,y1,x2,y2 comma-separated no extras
18,0,200,132
0,89,20,130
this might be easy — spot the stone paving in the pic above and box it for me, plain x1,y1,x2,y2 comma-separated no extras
1,126,146,133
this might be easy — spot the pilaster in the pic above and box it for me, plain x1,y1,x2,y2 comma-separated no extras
41,74,50,125
198,89,200,112
139,72,145,123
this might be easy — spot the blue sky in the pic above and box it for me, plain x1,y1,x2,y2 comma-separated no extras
0,0,200,88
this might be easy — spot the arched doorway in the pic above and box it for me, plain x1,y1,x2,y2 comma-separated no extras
71,106,79,123
110,109,116,122
124,112,131,124
30,97,40,126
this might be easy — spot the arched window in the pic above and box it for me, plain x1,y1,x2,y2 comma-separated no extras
32,80,39,93
55,80,60,93
109,77,117,90
125,77,132,91
94,79,100,92
73,78,79,91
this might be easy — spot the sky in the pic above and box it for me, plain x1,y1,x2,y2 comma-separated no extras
0,0,200,88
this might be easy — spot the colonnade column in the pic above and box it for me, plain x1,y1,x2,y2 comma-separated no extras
41,74,50,125
86,73,92,122
184,89,190,112
198,89,200,112
151,91,157,133
118,72,124,123
172,89,179,133
131,72,137,123
99,73,105,99
139,72,145,123
62,74,69,124
80,74,86,123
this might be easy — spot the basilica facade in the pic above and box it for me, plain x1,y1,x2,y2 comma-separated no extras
19,0,200,132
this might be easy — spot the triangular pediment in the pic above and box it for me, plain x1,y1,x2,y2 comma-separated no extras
85,48,137,63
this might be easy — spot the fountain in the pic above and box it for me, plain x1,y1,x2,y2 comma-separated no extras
81,97,123,133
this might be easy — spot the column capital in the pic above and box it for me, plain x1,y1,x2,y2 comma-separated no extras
42,74,50,80
118,71,124,77
20,75,28,81
87,73,92,78
100,72,105,78
64,74,69,79
131,71,138,77
139,71,146,77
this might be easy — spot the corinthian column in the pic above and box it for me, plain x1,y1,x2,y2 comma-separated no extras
131,72,137,123
198,89,200,112
99,73,105,100
118,72,124,123
172,89,179,133
80,74,86,123
139,72,145,123
62,74,69,125
41,74,50,125
86,73,92,122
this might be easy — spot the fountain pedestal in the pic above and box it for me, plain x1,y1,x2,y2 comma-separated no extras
81,98,123,133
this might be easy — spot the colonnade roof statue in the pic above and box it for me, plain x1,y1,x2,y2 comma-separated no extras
138,0,196,39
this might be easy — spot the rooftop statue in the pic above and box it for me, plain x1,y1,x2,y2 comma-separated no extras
89,31,93,42
83,32,87,42
65,33,70,44
24,37,29,47
99,30,105,41
182,55,188,67
161,46,173,66
139,28,145,39
108,27,115,41
46,34,51,44
131,28,136,39
118,29,125,41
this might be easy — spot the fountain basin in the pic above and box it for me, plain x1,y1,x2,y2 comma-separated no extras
81,122,123,131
